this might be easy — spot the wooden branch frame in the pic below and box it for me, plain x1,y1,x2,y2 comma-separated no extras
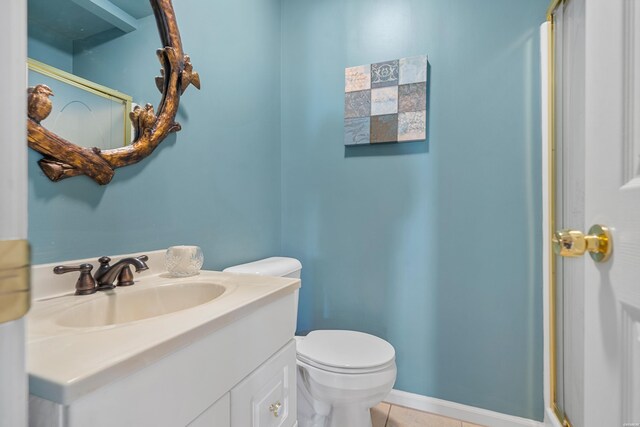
27,0,200,185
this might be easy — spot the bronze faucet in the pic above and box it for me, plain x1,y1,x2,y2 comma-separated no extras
54,255,149,295
94,255,149,289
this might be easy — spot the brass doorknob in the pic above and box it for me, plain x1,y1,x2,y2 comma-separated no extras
552,224,612,262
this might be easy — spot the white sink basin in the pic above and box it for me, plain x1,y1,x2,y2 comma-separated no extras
55,282,227,328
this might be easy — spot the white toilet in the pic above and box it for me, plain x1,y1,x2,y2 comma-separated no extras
223,257,397,427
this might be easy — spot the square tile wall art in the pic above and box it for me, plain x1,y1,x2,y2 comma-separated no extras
344,55,428,145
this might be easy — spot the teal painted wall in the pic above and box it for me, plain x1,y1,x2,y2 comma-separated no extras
28,0,545,421
28,0,283,268
281,0,545,420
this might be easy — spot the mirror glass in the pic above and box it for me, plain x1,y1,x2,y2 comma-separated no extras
27,0,154,148
28,59,132,150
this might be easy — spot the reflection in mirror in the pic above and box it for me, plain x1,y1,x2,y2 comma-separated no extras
27,0,153,88
28,59,132,150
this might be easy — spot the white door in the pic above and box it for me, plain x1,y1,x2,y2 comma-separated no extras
583,0,640,424
553,0,640,425
0,0,28,426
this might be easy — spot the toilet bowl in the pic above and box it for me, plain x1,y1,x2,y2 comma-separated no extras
295,330,396,427
223,257,397,427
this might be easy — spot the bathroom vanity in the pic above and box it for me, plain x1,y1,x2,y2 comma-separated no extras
27,251,299,427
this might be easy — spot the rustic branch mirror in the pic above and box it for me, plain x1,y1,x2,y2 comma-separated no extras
27,0,199,185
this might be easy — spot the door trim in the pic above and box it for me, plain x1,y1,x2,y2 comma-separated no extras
0,0,29,424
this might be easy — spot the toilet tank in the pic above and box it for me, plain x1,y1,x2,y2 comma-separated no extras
224,257,301,338
223,257,302,279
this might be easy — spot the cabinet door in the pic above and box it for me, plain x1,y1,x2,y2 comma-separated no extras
188,393,230,427
231,340,296,427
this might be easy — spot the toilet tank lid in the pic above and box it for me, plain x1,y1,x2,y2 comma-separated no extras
223,257,301,277
297,330,395,370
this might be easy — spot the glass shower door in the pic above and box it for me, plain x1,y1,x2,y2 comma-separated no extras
550,0,586,425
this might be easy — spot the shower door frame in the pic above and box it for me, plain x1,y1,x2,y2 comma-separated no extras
545,0,572,425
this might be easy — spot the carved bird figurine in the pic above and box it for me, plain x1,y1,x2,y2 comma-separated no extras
139,103,156,132
129,103,156,141
129,105,143,140
154,53,201,94
180,55,201,94
27,84,54,123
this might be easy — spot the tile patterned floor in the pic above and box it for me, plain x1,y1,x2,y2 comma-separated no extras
371,403,485,427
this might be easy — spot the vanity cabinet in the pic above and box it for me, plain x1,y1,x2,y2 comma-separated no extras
188,394,230,426
189,341,297,427
231,340,297,427
28,281,299,427
31,340,296,427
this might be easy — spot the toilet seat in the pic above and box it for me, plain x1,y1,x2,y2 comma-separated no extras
297,354,396,375
296,330,395,374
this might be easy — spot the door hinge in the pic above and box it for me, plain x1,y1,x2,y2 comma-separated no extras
0,239,30,324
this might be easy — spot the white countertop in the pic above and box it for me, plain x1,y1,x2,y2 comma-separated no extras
27,250,300,404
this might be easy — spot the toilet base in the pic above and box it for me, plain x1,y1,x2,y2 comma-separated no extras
298,395,373,427
297,368,382,427
327,405,372,427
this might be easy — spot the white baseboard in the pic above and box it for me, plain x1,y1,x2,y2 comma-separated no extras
384,389,545,427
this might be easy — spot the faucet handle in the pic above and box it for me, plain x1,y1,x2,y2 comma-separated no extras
53,263,97,295
98,256,111,266
116,255,149,287
117,266,135,286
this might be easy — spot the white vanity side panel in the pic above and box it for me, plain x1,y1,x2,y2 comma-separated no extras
65,294,296,427
188,393,230,427
28,395,66,427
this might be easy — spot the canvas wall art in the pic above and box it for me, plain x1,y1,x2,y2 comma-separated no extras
344,55,428,145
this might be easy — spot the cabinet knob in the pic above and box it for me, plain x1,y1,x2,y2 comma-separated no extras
269,401,282,417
